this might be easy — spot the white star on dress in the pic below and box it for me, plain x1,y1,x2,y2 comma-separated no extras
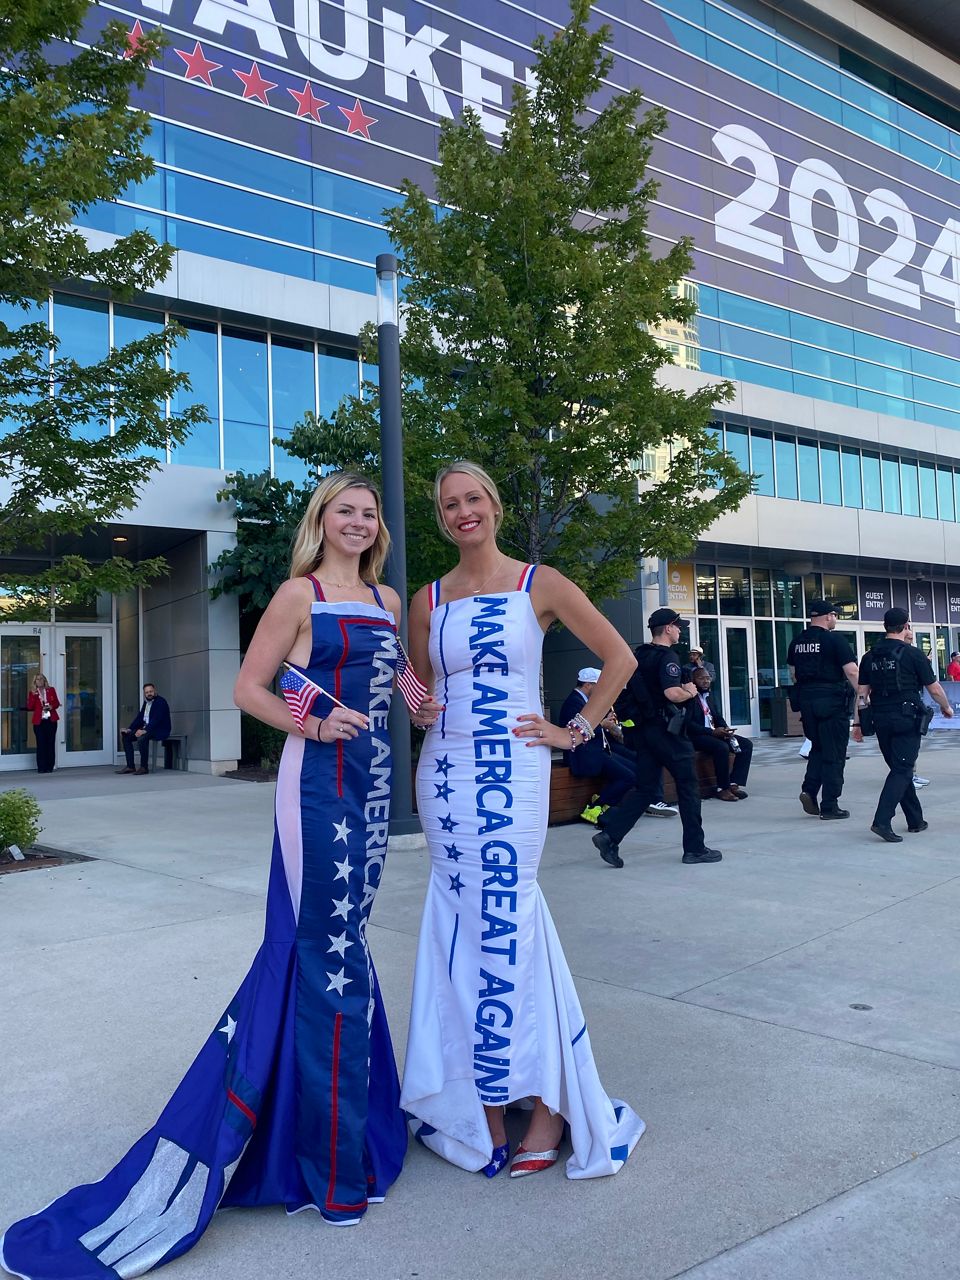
331,895,351,920
333,855,352,882
218,1015,236,1043
326,968,352,995
327,931,353,957
333,818,351,843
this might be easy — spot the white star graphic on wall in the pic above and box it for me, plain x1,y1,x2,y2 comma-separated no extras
326,968,352,995
333,855,351,882
333,818,351,843
331,895,351,920
327,931,353,956
218,1015,236,1043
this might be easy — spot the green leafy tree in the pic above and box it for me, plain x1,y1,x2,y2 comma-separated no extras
0,0,206,616
383,0,748,600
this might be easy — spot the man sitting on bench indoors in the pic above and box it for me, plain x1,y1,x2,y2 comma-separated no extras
119,682,172,775
685,667,752,801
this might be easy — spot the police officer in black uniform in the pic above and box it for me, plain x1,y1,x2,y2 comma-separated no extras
853,607,953,842
787,599,859,819
592,608,722,868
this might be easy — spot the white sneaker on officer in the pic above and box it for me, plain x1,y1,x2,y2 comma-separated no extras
912,775,930,788
646,801,678,817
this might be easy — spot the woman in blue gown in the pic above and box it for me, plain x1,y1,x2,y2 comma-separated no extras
2,473,409,1279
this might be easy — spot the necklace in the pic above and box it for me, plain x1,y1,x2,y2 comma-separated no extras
461,555,505,596
316,576,365,590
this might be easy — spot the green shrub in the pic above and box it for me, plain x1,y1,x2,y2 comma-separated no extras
0,789,43,852
240,714,286,768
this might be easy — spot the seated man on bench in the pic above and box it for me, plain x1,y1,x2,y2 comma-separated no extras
559,668,636,822
685,667,752,801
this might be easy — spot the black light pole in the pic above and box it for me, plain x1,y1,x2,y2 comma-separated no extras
376,253,419,837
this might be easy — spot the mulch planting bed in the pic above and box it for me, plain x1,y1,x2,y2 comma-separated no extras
0,845,94,875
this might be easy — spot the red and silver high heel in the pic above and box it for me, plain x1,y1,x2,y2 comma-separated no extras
508,1143,560,1178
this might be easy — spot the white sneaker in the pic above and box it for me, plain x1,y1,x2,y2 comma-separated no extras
646,801,678,817
912,775,930,788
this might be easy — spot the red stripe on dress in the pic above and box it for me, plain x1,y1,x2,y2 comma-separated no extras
325,1011,366,1213
227,1089,257,1128
307,573,325,601
516,564,531,591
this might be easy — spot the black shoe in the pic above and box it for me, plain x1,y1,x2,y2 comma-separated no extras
907,820,929,833
870,823,903,843
592,829,623,869
682,847,723,864
819,808,850,820
799,792,820,816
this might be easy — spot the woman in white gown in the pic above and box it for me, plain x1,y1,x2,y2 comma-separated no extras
400,462,646,1179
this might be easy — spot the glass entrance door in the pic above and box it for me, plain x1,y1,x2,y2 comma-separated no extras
55,627,114,767
913,627,935,671
0,627,50,769
719,620,759,736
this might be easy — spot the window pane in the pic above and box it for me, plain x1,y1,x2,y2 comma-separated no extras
755,619,775,732
114,305,165,462
773,573,803,618
841,447,862,508
822,574,858,620
752,568,772,617
271,337,315,485
53,294,109,440
920,463,938,519
775,436,798,499
696,564,717,615
798,441,820,502
863,452,882,510
751,430,774,496
775,620,803,681
222,328,267,426
224,418,269,474
171,321,220,467
718,566,750,616
900,460,919,516
821,443,841,505
803,574,823,612
318,348,359,421
725,423,749,473
223,327,268,474
881,455,901,513
937,468,956,522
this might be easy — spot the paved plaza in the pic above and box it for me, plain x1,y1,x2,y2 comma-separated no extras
2,736,959,1279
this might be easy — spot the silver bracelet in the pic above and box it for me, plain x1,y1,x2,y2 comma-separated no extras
567,712,595,742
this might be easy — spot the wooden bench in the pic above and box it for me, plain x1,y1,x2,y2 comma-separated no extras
549,750,735,824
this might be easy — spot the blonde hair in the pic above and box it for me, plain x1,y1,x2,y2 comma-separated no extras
289,472,390,582
32,673,49,690
433,461,504,545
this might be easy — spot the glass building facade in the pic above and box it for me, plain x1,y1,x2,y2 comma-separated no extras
3,0,960,764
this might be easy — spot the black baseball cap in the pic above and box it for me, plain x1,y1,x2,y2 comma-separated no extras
808,599,838,617
884,607,909,631
648,607,688,630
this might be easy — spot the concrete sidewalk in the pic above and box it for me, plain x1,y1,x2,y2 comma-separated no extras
2,739,960,1279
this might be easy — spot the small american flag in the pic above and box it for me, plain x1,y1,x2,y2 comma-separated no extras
279,666,328,731
395,641,429,716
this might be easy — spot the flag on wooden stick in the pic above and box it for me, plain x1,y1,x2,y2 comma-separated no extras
279,665,340,731
395,641,429,715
